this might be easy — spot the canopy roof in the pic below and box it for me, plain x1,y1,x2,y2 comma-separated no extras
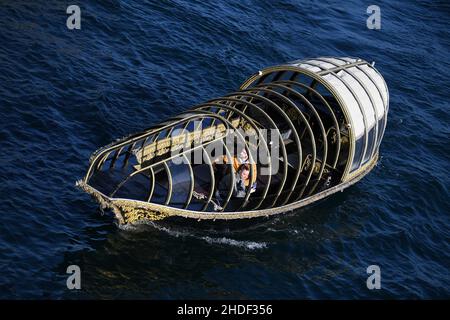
241,56,389,176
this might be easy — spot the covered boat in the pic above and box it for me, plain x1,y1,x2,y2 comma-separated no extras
77,57,389,225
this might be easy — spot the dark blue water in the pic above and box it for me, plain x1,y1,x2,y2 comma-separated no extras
0,0,449,299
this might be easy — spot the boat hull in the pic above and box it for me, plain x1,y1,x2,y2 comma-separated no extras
77,153,378,224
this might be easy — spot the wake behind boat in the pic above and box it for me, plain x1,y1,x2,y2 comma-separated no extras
77,56,389,225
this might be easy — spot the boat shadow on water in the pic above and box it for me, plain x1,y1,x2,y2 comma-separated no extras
58,186,368,298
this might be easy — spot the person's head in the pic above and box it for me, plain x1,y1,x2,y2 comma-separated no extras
238,164,250,181
239,147,248,161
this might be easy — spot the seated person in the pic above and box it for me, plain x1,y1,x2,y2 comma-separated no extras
215,163,257,206
213,147,257,186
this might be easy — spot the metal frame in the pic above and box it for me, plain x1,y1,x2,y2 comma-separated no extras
311,58,375,167
273,79,341,168
249,84,315,203
220,92,290,209
260,82,328,198
241,87,303,207
194,101,272,211
240,65,356,181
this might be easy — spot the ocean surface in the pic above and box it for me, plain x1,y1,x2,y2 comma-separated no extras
0,0,449,299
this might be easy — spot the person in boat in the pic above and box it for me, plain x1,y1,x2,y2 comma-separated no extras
214,163,257,206
213,147,257,186
234,163,257,196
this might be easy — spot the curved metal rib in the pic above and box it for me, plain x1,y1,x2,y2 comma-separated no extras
272,79,341,169
123,142,136,167
353,63,387,153
192,103,256,211
313,59,375,163
85,113,228,184
147,167,155,202
195,100,272,211
103,112,231,200
199,146,216,211
308,58,369,169
260,82,328,198
109,146,124,169
222,92,289,209
217,138,235,211
182,153,194,209
241,87,304,204
163,162,172,205
240,65,357,181
121,114,229,174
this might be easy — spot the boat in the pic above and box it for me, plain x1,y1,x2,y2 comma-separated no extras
77,56,389,225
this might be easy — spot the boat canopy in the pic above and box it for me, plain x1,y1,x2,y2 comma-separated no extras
240,56,389,177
